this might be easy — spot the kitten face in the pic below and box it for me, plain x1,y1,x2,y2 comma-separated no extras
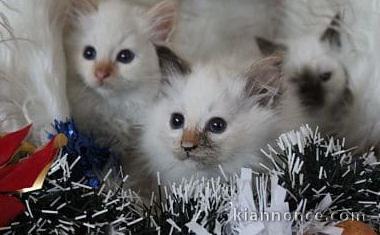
257,14,353,135
257,14,351,112
67,0,176,97
284,36,349,109
140,59,282,182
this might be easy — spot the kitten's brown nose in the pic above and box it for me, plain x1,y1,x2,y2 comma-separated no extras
94,62,113,81
181,129,200,152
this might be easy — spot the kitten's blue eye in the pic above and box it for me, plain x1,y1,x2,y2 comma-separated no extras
83,46,96,60
170,113,184,129
116,49,135,64
207,117,227,134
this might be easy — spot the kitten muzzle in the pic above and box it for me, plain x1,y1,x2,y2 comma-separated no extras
181,129,200,152
94,61,114,83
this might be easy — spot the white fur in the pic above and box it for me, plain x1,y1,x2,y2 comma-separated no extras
131,0,278,64
137,60,280,185
176,0,282,62
277,0,346,39
336,0,380,152
66,0,174,153
0,0,70,143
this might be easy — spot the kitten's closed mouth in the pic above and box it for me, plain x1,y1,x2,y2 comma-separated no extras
96,80,110,88
177,151,219,166
181,152,203,160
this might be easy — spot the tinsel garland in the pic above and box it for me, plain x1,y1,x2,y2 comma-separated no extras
267,126,380,230
6,152,146,234
1,122,379,234
3,152,235,234
53,120,114,188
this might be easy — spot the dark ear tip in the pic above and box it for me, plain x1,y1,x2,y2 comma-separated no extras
155,45,191,77
320,12,343,48
255,36,271,48
334,13,342,22
255,36,264,42
255,36,286,56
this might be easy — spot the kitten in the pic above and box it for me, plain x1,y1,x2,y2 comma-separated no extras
256,14,353,137
135,54,283,186
65,0,177,152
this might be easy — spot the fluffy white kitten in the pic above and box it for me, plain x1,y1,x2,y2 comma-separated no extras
257,14,353,137
259,2,380,155
136,55,283,186
65,0,177,150
0,0,70,143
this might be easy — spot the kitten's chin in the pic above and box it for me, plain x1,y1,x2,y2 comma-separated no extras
174,151,220,167
82,78,106,90
88,81,123,96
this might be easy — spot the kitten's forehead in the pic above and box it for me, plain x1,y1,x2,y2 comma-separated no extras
285,36,339,74
79,1,147,48
169,63,244,122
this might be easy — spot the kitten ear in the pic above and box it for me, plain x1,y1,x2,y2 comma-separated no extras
256,37,287,56
147,0,178,43
243,56,283,107
320,13,342,49
155,45,191,81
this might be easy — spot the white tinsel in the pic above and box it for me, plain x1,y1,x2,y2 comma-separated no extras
228,168,291,235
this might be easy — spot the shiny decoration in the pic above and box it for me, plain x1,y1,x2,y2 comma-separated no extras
0,125,66,227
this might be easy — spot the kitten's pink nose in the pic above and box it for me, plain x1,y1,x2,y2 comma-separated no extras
95,70,111,81
94,62,113,81
181,129,200,152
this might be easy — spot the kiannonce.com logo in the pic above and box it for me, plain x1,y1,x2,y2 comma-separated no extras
232,208,368,223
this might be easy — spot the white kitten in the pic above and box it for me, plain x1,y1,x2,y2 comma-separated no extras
256,14,353,137
65,0,177,151
136,55,283,186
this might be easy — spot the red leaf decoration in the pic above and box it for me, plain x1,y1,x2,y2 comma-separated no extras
0,125,67,227
0,194,25,227
0,124,32,167
0,137,57,192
